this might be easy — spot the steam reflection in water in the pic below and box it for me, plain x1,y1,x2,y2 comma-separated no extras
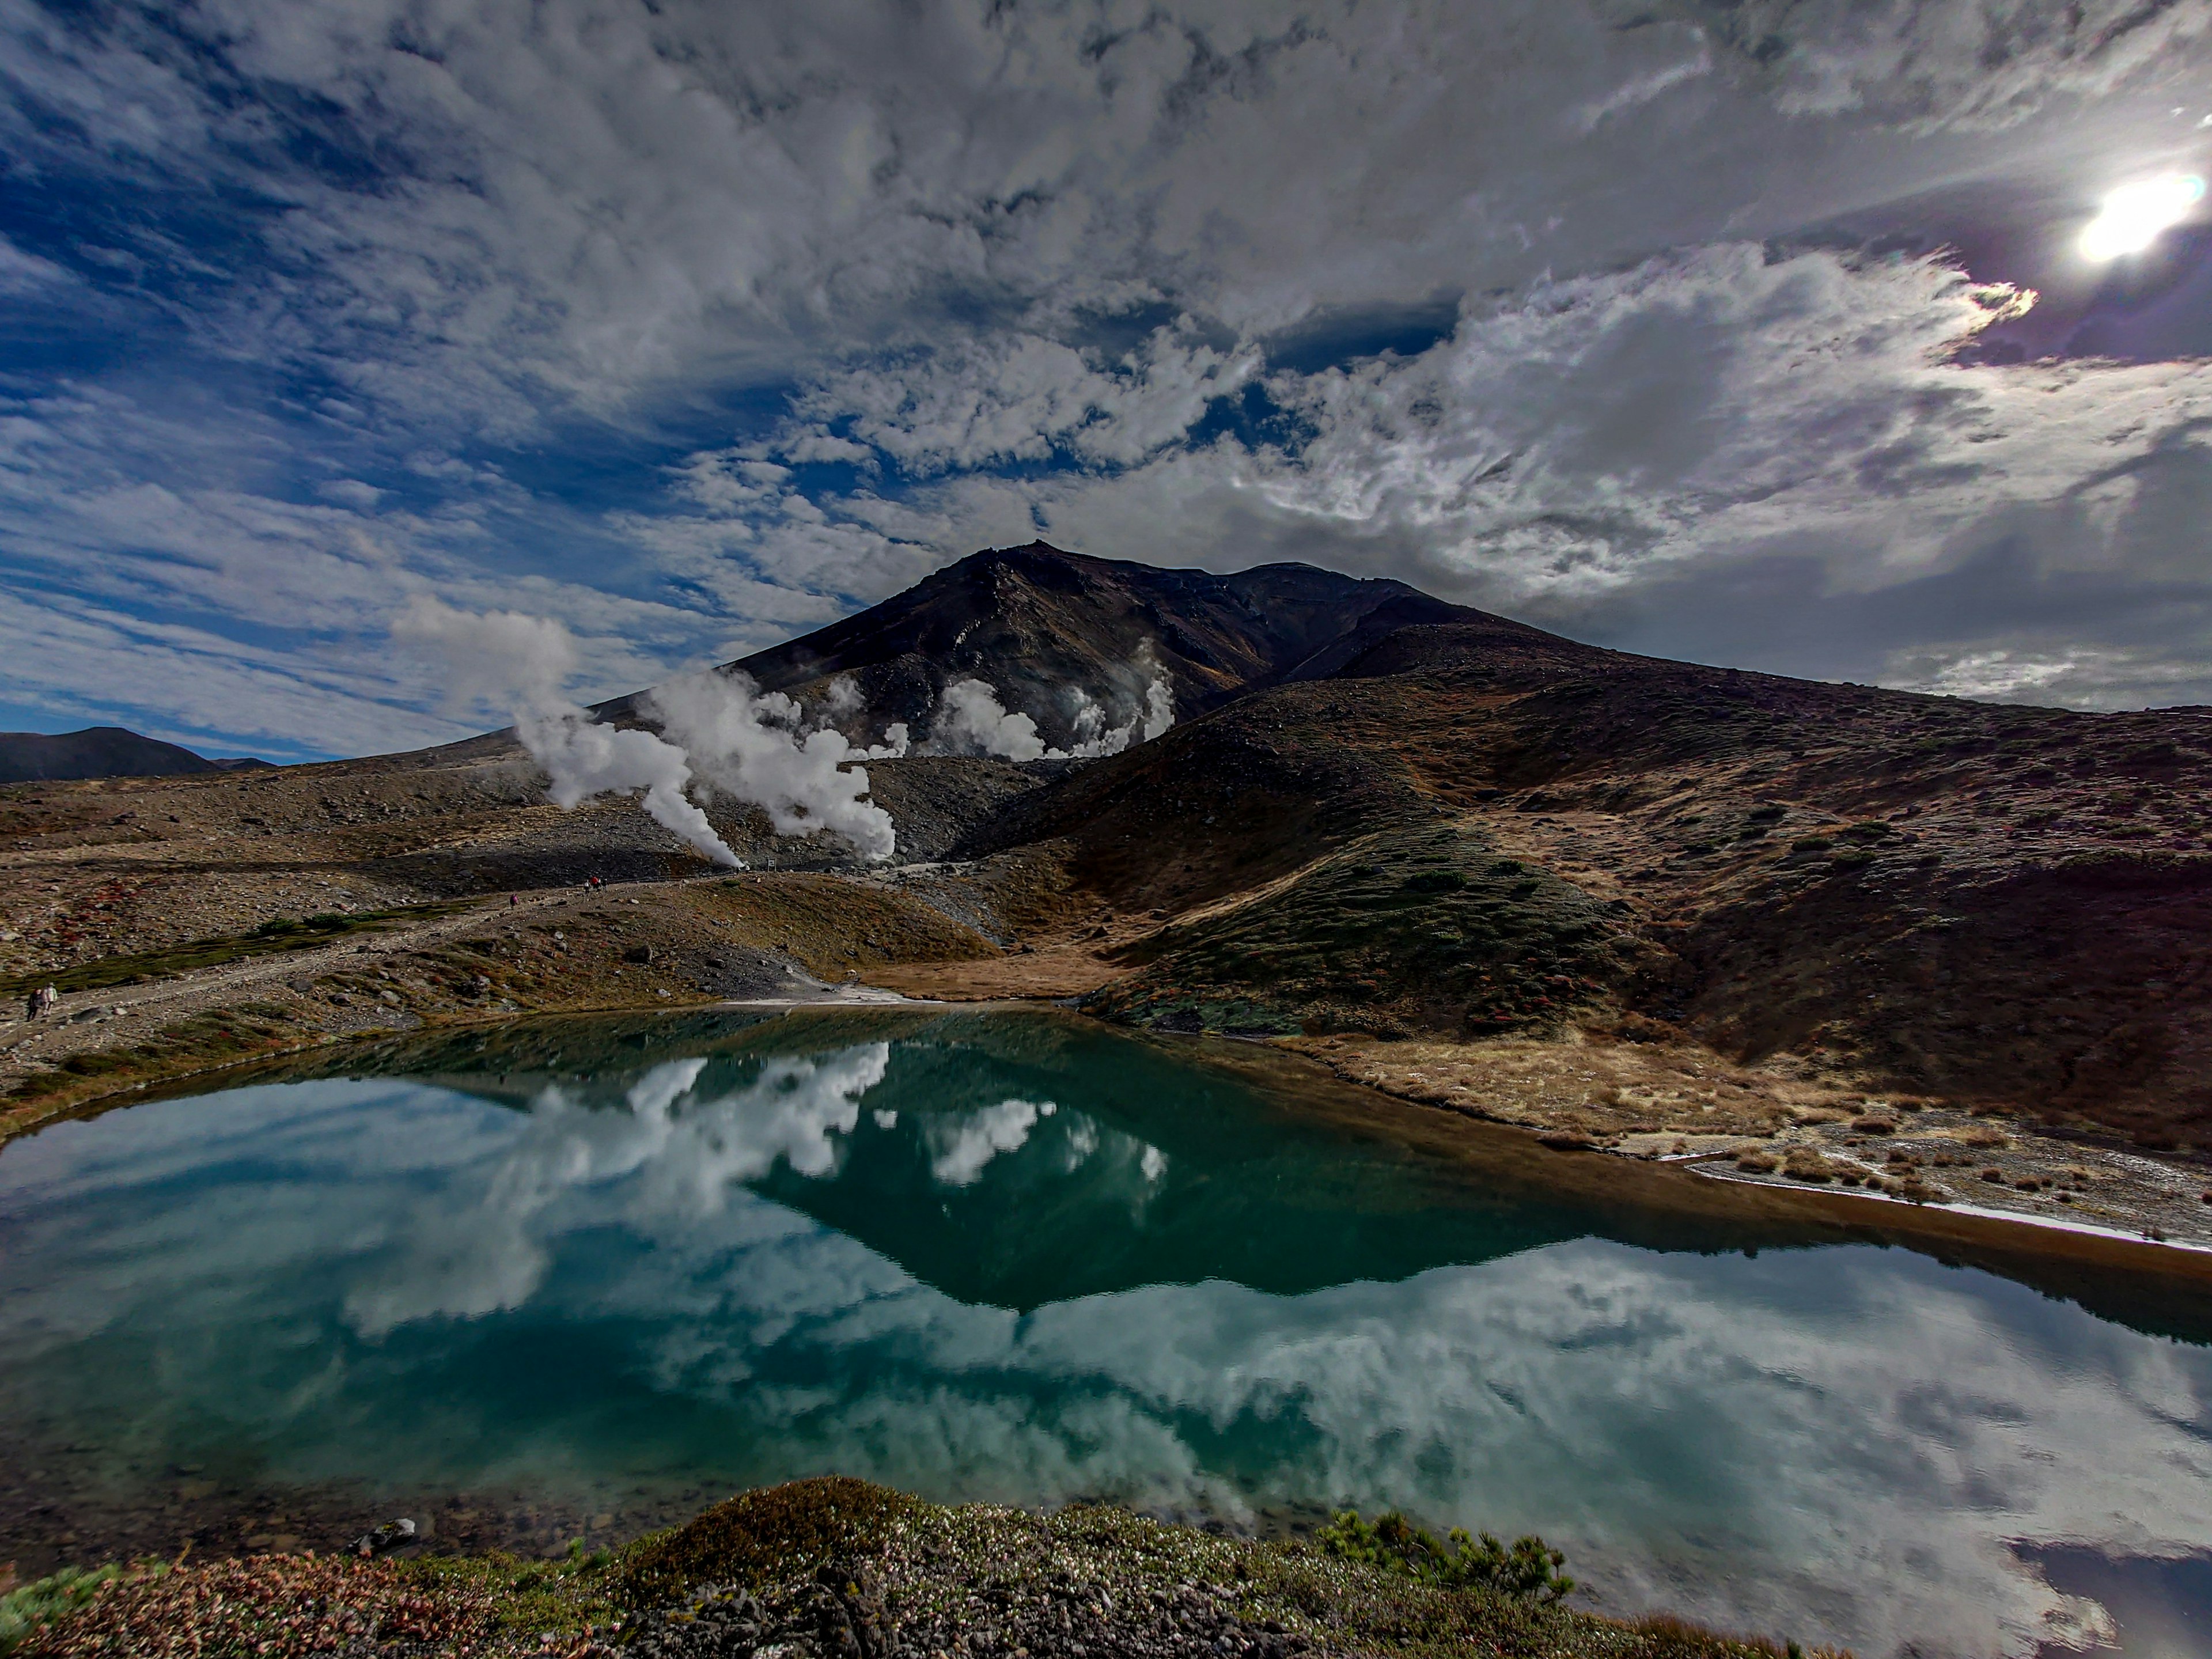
3,1020,2211,1659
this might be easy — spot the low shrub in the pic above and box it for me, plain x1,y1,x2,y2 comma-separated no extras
1,1565,126,1654
1401,869,1468,893
1313,1510,1574,1605
616,1476,914,1609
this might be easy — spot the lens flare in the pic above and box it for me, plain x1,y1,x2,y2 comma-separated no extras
2079,174,2206,262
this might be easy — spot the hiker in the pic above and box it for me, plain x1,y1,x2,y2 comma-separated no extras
509,892,518,908
27,984,58,1020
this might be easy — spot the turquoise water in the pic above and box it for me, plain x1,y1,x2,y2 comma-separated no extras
4,1009,2211,1657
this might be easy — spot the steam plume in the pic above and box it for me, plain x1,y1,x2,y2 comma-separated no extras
647,672,897,861
933,678,1054,761
396,597,743,866
396,599,902,865
931,653,1174,761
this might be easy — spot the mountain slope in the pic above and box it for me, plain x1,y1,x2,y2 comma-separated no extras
949,618,2212,1145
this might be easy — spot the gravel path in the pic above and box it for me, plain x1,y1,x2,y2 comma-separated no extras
0,880,652,1072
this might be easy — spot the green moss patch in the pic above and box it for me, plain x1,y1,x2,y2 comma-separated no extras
1088,825,1641,1039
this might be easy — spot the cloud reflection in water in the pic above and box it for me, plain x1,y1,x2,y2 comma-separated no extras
1,1043,2209,1658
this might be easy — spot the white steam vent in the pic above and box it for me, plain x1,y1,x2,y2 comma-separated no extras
396,599,899,863
648,671,899,861
928,649,1175,762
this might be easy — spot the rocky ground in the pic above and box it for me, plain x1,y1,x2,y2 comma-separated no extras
1289,1032,2212,1247
2,1478,1824,1659
0,748,1078,1141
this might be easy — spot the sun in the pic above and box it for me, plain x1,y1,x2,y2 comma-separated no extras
2079,173,2206,262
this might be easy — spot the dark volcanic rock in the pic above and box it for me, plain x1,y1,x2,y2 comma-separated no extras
599,543,1492,752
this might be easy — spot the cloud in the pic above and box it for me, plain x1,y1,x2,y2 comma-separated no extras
0,381,873,753
340,1047,892,1332
1885,643,2212,710
12,0,2186,441
777,323,1260,475
926,1097,1054,1186
1646,0,2212,128
5,0,2212,749
796,244,2212,706
0,230,70,294
0,583,443,759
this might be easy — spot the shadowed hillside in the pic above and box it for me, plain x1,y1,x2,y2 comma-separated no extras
952,616,2212,1142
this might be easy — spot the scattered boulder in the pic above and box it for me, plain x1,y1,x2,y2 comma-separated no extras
350,1517,417,1557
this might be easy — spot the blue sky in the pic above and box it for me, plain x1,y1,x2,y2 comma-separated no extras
3,0,2211,760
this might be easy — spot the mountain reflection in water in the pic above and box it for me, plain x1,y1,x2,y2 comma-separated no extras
3,1009,2211,1659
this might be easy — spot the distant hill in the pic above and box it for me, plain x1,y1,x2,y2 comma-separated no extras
0,726,268,784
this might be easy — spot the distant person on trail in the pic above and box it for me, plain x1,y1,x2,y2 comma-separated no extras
28,984,58,1019
509,893,518,907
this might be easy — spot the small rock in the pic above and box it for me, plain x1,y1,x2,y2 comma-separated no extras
351,1517,417,1556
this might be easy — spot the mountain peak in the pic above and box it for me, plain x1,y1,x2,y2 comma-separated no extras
681,544,1541,749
